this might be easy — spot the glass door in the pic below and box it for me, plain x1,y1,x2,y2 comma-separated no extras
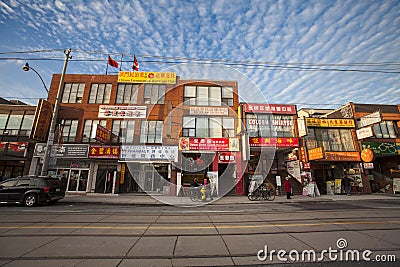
67,169,89,192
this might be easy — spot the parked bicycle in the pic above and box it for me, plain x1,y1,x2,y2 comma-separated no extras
189,186,202,201
248,182,275,201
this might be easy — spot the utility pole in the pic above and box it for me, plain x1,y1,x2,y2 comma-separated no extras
40,48,72,176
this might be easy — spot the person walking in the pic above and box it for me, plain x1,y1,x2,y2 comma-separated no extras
342,176,352,195
284,177,292,199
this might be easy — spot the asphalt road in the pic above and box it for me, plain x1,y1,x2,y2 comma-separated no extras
0,199,399,267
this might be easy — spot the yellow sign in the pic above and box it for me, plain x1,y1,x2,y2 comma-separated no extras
306,118,354,128
120,164,125,184
308,147,324,161
118,71,176,84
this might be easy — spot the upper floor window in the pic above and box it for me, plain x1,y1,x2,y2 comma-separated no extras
140,121,163,143
372,121,399,138
82,120,107,142
144,84,166,104
58,119,78,142
182,117,235,138
246,114,295,138
305,128,355,152
0,111,34,136
62,83,85,103
116,84,139,104
112,120,135,143
88,84,111,104
184,86,234,106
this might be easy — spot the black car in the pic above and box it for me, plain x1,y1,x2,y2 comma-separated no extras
0,176,66,207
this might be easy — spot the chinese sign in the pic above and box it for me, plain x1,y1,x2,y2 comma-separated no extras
94,124,110,143
98,105,146,119
0,142,28,157
358,111,381,128
245,104,296,114
324,152,361,161
34,144,89,158
362,142,397,155
218,152,236,163
118,71,176,84
88,145,120,159
31,99,52,141
308,147,324,161
189,107,228,116
120,145,178,162
179,138,239,151
249,137,299,147
356,127,374,140
306,118,355,128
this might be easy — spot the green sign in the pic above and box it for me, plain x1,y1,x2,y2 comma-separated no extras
362,142,397,155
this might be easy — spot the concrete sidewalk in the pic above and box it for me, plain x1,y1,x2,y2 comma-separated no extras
61,192,400,206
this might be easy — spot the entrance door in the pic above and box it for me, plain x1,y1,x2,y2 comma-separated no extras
218,163,236,195
67,169,89,192
95,165,117,193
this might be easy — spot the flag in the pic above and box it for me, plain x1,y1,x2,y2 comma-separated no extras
108,56,119,68
132,55,139,71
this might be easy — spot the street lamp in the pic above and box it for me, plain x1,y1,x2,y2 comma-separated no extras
22,48,72,176
22,63,49,93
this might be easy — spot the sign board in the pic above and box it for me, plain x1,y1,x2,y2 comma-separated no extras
287,160,301,182
249,137,299,147
363,163,374,169
356,127,374,140
30,99,52,141
358,111,381,128
179,138,239,151
308,147,324,161
393,178,400,194
297,117,307,137
0,142,28,157
189,107,228,116
98,105,146,119
362,142,397,155
93,124,111,143
89,145,120,159
118,71,176,84
244,104,296,114
306,118,355,128
324,151,361,161
34,143,89,158
218,152,236,163
120,145,178,162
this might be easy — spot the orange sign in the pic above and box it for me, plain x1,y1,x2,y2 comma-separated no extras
361,148,374,162
308,147,324,161
306,118,355,128
325,152,361,161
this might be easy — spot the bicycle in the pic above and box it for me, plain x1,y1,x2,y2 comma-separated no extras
189,186,202,201
248,184,275,201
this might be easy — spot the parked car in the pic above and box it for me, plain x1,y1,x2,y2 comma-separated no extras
0,176,66,207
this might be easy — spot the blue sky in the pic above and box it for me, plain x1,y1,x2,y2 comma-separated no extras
0,0,399,108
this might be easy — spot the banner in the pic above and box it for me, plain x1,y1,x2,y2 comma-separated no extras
306,118,355,128
34,144,89,158
98,105,146,119
89,145,120,159
362,142,397,155
179,138,239,151
245,104,296,114
249,137,299,147
118,71,176,84
120,145,178,162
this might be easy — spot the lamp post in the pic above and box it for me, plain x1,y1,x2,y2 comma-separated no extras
22,63,49,93
22,48,72,176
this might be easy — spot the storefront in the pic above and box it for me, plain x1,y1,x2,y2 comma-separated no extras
0,142,30,180
120,145,178,194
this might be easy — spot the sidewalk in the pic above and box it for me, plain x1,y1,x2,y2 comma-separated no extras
61,192,400,206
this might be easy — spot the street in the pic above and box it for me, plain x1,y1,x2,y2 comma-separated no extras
0,198,399,266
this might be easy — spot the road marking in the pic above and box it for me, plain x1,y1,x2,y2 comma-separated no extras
0,220,399,230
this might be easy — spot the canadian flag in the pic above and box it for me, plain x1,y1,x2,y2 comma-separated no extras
132,55,139,71
107,56,118,68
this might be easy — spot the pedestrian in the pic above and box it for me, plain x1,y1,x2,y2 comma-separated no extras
205,176,213,200
342,176,351,195
284,177,292,199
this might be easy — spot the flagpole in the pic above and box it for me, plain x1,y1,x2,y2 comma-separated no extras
119,54,123,71
106,56,109,75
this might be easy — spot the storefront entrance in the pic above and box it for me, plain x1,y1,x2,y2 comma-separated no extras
67,169,89,192
95,165,117,193
218,163,236,195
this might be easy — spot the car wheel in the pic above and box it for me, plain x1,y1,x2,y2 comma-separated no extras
23,193,37,207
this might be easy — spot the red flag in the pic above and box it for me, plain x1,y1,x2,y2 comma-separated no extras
132,55,139,71
108,56,119,68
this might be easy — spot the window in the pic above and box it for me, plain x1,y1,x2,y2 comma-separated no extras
306,128,355,152
88,84,111,104
183,85,234,106
116,84,139,104
144,84,166,104
373,121,398,138
62,83,85,103
59,119,78,142
246,114,294,138
182,117,235,138
140,121,163,143
112,120,135,143
0,113,8,131
82,120,107,142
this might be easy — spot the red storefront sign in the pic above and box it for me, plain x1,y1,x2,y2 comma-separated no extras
0,142,28,156
88,145,120,159
249,137,299,147
94,124,110,143
179,138,239,151
245,104,296,114
218,152,236,163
